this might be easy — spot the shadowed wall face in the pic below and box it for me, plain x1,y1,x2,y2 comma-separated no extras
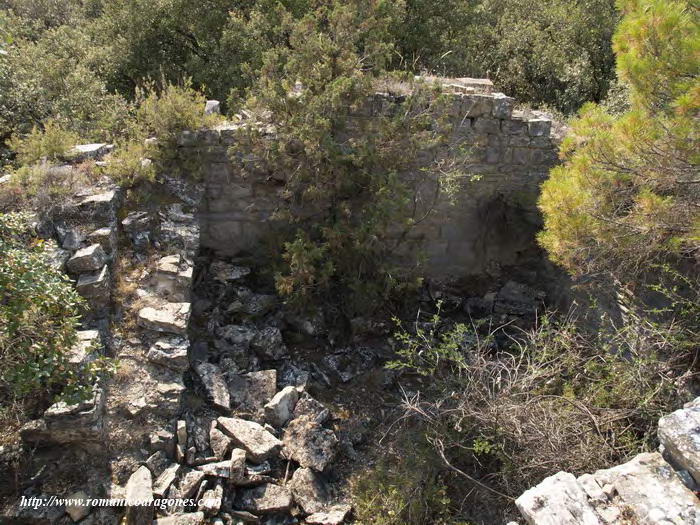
177,91,559,281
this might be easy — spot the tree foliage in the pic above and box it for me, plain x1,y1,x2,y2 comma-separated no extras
538,0,699,281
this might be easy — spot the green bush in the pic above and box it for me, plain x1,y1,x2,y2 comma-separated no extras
8,119,79,165
0,212,113,405
352,433,457,525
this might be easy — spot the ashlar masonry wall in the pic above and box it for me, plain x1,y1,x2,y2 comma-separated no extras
175,88,560,281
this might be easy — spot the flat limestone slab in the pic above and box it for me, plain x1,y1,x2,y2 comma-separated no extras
217,417,281,462
138,302,191,335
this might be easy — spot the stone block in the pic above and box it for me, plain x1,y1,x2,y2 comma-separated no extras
461,94,493,117
511,147,532,165
67,244,107,273
502,119,528,135
491,93,514,119
528,118,552,137
76,264,110,304
658,399,700,483
87,227,116,255
138,302,191,335
472,118,501,135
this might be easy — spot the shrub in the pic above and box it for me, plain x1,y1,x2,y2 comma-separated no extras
351,432,457,525
231,2,464,316
8,119,79,165
388,306,692,501
0,212,113,406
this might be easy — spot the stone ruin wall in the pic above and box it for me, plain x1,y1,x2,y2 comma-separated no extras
178,87,560,282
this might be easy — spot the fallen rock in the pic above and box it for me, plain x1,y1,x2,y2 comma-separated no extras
229,369,277,413
305,505,352,525
265,386,299,427
199,481,223,516
178,470,205,499
122,211,151,233
65,490,91,522
593,452,700,524
217,417,282,462
145,451,171,478
236,484,293,514
66,244,107,274
209,425,232,459
125,466,153,524
228,510,261,523
153,463,180,497
289,468,330,514
293,394,330,424
251,326,287,360
146,338,190,372
283,415,337,472
196,460,231,478
195,362,230,410
149,429,176,457
211,261,250,282
230,448,247,484
138,302,190,335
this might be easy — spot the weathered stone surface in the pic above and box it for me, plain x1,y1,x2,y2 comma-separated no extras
76,264,110,303
68,330,99,365
283,415,337,472
305,505,352,525
146,338,190,371
178,470,205,499
229,369,277,412
153,463,180,497
289,468,329,514
196,460,231,478
87,226,115,254
67,244,107,273
251,326,287,360
122,211,151,233
145,451,170,478
70,143,110,160
515,471,601,525
236,484,293,514
153,512,205,525
199,481,223,516
209,426,232,459
593,452,700,524
195,362,230,410
205,100,221,115
230,447,247,484
658,400,700,483
138,302,190,335
150,429,176,457
265,386,299,427
65,490,91,522
125,466,153,524
293,395,330,424
228,510,261,523
217,417,282,462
